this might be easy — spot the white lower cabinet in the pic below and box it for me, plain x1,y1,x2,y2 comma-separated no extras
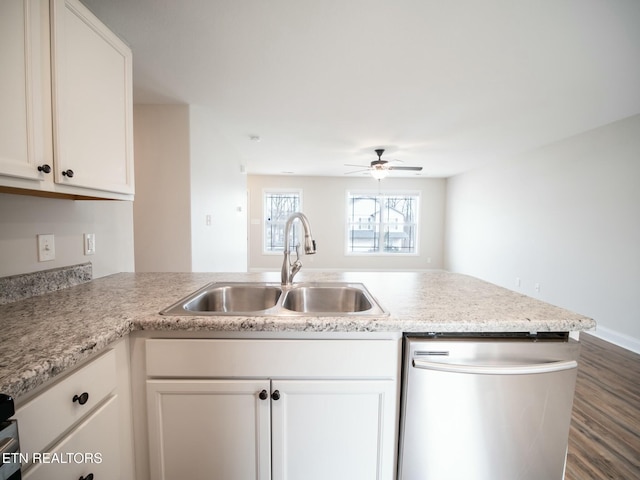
143,338,400,480
15,339,135,479
147,380,271,479
271,379,396,480
23,396,120,480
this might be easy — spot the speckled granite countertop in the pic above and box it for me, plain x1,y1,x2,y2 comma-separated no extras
0,271,596,399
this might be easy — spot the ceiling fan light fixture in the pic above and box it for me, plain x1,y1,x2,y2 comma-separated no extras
370,168,388,180
344,148,421,179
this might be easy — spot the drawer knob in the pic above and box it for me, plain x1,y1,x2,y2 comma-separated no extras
37,164,51,174
271,390,280,401
62,169,74,178
79,474,94,480
259,389,268,400
72,392,89,405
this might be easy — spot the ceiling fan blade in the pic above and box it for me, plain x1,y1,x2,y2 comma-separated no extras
388,166,423,171
344,163,370,168
345,168,370,175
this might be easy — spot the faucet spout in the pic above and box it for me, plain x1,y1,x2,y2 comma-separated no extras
281,212,316,285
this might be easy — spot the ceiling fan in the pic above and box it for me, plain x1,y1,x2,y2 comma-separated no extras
345,149,423,180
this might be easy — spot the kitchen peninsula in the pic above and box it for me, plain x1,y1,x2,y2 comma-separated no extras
0,270,595,398
0,270,596,480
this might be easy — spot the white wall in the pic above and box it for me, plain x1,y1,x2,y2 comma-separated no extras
248,175,445,271
133,105,192,272
189,106,247,272
133,104,248,273
446,114,640,352
0,192,134,278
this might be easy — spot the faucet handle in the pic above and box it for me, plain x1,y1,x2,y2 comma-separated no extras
291,260,302,278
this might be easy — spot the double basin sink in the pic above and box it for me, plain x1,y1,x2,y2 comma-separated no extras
160,282,388,316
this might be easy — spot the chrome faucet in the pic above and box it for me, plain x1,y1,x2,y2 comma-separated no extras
281,212,316,285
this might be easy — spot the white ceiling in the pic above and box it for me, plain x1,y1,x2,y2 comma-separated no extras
80,0,640,178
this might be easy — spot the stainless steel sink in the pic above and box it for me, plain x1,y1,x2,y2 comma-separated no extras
182,284,282,313
161,283,282,315
281,285,373,313
160,282,387,316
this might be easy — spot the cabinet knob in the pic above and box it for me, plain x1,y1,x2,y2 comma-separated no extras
79,474,94,480
271,390,280,401
62,169,74,178
259,389,268,400
37,164,51,174
72,392,89,405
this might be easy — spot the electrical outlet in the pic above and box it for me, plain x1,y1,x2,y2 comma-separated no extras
37,234,55,262
84,233,96,255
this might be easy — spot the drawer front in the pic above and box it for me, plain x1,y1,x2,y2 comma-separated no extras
23,395,121,480
15,349,117,455
146,339,399,378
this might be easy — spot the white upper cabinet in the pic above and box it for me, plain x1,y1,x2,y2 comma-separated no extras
0,0,134,200
50,0,134,195
0,0,49,181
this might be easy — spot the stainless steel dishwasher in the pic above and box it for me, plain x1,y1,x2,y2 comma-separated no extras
398,333,580,480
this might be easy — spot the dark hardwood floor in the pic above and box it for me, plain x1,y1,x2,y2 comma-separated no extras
566,333,640,479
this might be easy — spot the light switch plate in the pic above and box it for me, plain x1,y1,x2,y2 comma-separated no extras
37,234,55,262
84,233,96,255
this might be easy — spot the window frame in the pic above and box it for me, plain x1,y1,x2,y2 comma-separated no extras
262,188,302,255
345,190,420,256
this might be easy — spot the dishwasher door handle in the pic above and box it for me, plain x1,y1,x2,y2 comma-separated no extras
412,358,578,375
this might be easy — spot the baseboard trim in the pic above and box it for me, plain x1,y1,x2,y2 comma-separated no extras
588,325,640,355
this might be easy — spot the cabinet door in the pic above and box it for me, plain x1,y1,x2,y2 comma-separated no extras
0,0,48,181
50,0,134,194
147,379,271,480
271,379,397,480
23,395,121,480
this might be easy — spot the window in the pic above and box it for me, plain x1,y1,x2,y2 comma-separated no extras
346,192,419,254
264,190,301,253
